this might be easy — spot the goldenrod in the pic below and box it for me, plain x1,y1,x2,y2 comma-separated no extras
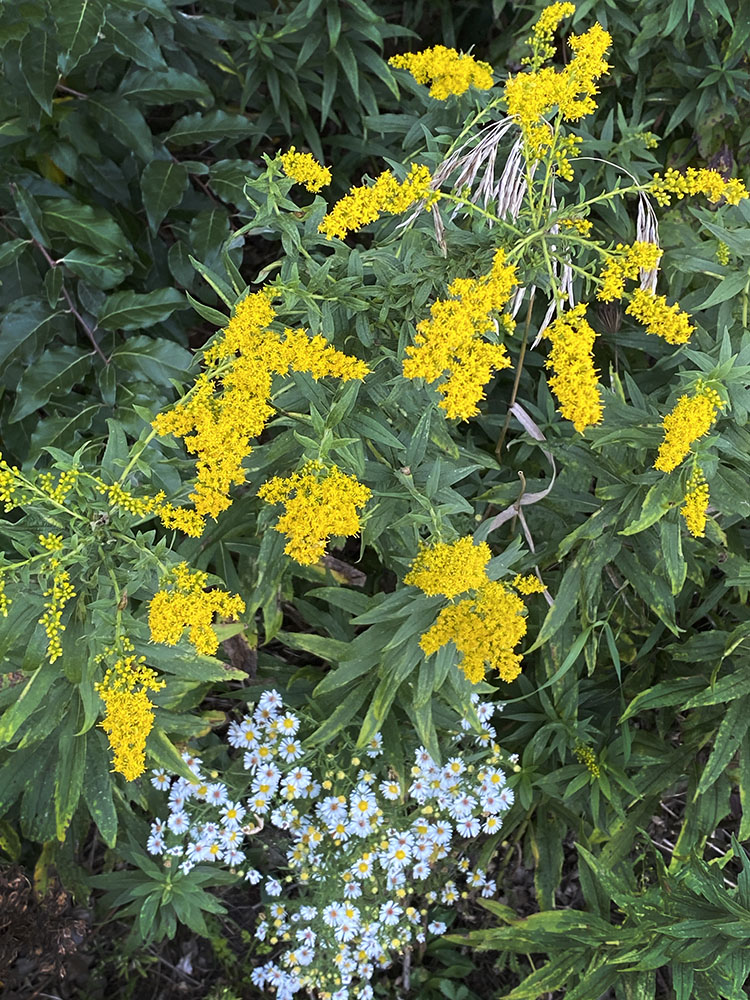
625,288,694,346
650,166,749,207
654,382,724,473
95,654,165,781
318,164,438,240
405,537,491,598
148,562,245,655
280,146,331,192
39,569,76,663
543,304,603,433
389,46,494,100
258,462,371,566
597,242,663,303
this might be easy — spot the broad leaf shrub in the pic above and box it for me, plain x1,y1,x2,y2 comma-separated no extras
2,3,750,998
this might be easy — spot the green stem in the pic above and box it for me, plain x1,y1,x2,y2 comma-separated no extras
495,288,536,461
118,428,159,485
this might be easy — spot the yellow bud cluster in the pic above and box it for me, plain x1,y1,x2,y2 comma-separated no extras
405,536,491,598
560,217,593,236
95,654,165,781
625,288,694,346
512,573,546,595
543,304,603,433
0,577,9,618
318,164,438,240
523,2,576,68
654,382,725,473
39,569,76,663
148,562,246,655
403,248,517,420
258,461,371,566
681,467,710,538
573,743,600,777
39,468,79,504
597,242,663,303
280,146,332,193
650,166,749,207
389,45,494,100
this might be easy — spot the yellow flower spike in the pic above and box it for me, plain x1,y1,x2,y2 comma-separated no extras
39,569,76,663
0,577,10,618
543,304,603,433
681,467,711,538
597,242,663,303
258,462,371,566
279,146,332,192
148,562,245,656
318,164,438,240
654,382,725,473
405,536,491,598
512,573,546,595
389,46,494,100
625,288,694,346
650,166,749,207
95,655,165,782
523,3,577,69
403,248,518,420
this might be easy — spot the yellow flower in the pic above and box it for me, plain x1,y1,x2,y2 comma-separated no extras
573,743,600,777
512,573,546,595
420,580,529,684
681,467,710,538
405,536,491,598
654,381,725,473
523,2,576,69
148,562,245,655
318,164,438,240
0,459,20,512
152,289,368,528
543,304,603,433
389,46,494,100
95,655,165,782
38,468,79,504
39,533,64,552
625,288,694,346
0,577,9,618
39,569,76,663
560,217,592,236
402,248,517,420
280,146,332,192
258,462,371,565
650,166,749,207
597,242,663,302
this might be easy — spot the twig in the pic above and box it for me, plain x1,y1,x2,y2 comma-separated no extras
496,287,535,460
29,235,109,363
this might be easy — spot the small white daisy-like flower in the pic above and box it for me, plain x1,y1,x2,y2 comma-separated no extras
379,779,400,801
379,901,403,926
278,712,300,735
428,920,447,935
366,732,383,757
278,738,303,762
481,878,497,897
150,768,170,790
245,868,262,884
167,811,189,835
146,833,165,855
221,800,246,829
265,877,282,896
206,782,229,806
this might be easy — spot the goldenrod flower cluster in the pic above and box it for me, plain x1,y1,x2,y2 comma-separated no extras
597,241,663,302
650,166,749,207
258,461,371,566
523,2,576,69
280,146,332,192
504,19,611,162
716,241,730,266
0,455,21,512
681,467,710,538
573,743,600,778
625,288,694,346
404,537,492,598
512,573,546,595
39,468,79,504
39,569,76,663
407,537,543,684
153,290,368,534
149,562,245,656
560,217,593,236
98,481,161,518
654,381,725,473
420,581,529,684
318,164,438,240
402,249,517,420
543,304,603,433
95,654,165,782
0,577,9,618
39,532,64,552
388,46,494,100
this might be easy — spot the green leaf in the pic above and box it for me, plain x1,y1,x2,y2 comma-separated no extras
87,95,154,161
0,818,22,861
189,210,231,271
697,698,750,796
0,662,59,747
11,184,50,245
619,477,679,535
55,0,105,74
98,288,186,330
19,27,57,114
146,726,199,783
0,238,31,268
140,160,190,233
104,11,166,69
691,270,749,311
83,729,118,847
660,517,686,596
9,346,92,422
54,725,86,841
118,68,214,106
60,247,132,289
682,672,750,709
109,335,194,383
304,683,371,748
620,677,706,721
0,297,58,367
276,631,350,663
164,110,257,147
41,197,133,258
526,561,581,652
